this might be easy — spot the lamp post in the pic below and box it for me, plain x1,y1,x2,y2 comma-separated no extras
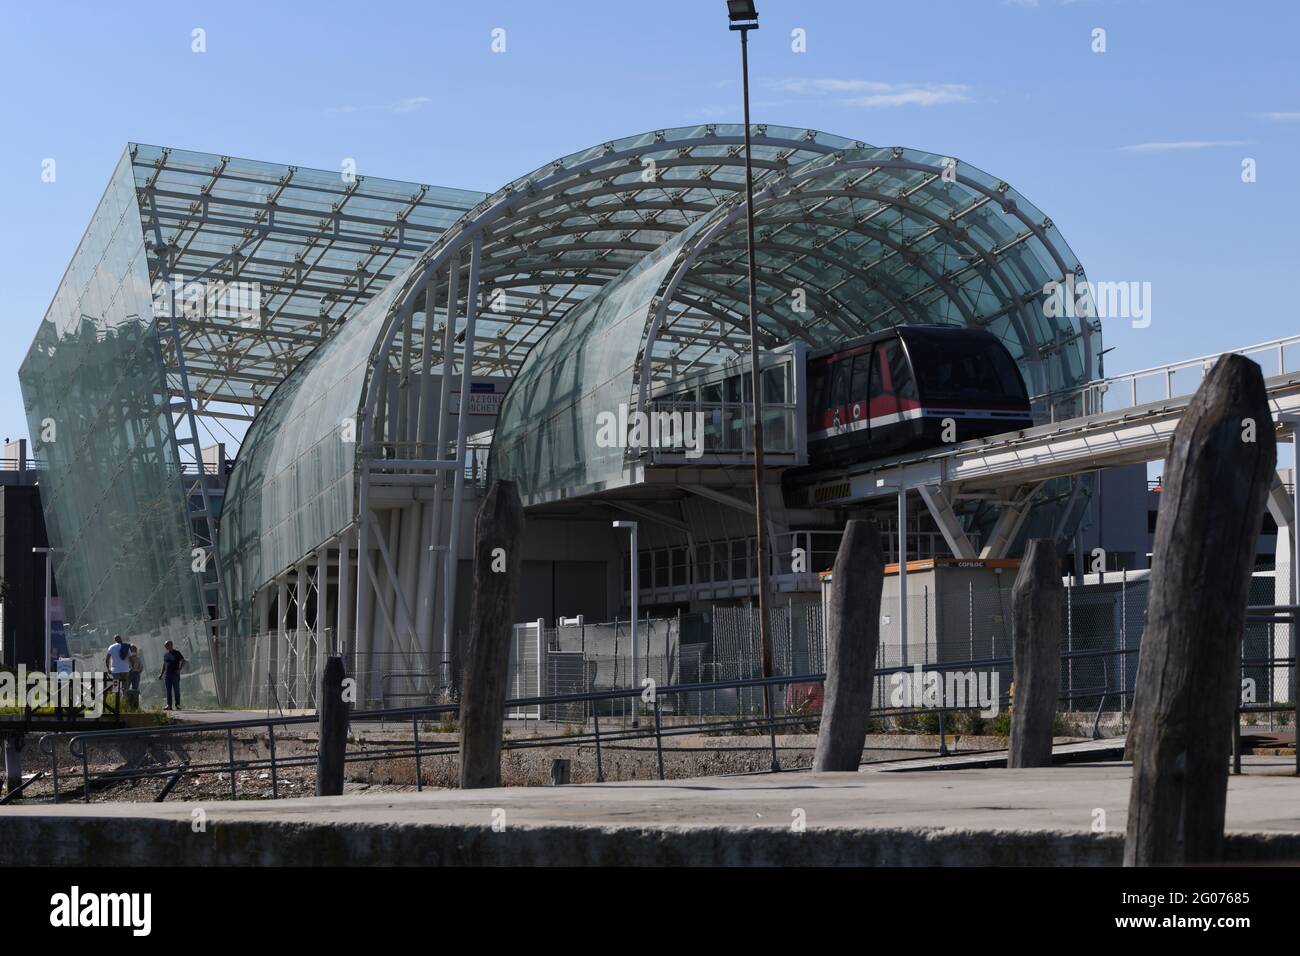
612,520,640,726
873,482,910,664
727,0,776,720
32,546,55,671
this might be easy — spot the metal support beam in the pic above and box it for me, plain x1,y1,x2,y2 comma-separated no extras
898,488,909,665
442,235,483,670
336,526,353,662
423,260,460,680
367,511,419,656
917,483,977,559
979,484,1043,559
683,485,756,514
1267,424,1300,706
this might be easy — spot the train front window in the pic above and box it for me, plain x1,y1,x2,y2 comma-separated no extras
885,340,917,402
907,334,1026,405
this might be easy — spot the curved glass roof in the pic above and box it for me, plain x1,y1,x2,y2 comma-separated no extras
220,124,1098,613
489,136,1097,502
220,255,421,640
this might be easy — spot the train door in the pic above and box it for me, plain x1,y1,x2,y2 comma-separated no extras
805,362,827,437
847,349,871,437
827,357,850,436
867,343,894,442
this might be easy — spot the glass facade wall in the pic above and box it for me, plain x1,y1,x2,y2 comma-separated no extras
18,151,211,700
219,258,418,642
20,145,485,703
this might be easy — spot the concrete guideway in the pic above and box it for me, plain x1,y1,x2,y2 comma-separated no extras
808,370,1300,507
2,758,1296,866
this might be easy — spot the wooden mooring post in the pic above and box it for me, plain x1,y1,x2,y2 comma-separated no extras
316,655,349,796
3,736,20,797
813,519,884,772
459,480,525,789
1124,353,1275,865
1008,539,1063,768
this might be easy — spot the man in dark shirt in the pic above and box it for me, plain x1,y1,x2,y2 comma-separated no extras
158,640,186,711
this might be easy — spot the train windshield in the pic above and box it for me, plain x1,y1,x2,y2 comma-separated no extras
905,332,1027,405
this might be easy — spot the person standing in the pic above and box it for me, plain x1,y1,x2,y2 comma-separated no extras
126,644,143,709
158,640,186,711
104,635,132,703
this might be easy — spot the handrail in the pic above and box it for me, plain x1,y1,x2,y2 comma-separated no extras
32,641,1289,801
1031,332,1300,416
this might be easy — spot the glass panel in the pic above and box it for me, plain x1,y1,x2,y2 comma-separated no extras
887,340,917,402
849,351,872,404
907,330,1029,404
18,150,212,704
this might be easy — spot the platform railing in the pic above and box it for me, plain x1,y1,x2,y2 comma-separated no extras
642,398,801,459
36,644,1248,803
1034,333,1300,424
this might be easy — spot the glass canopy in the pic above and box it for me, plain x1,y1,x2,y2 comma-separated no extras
487,136,1096,503
19,145,485,697
23,128,1099,696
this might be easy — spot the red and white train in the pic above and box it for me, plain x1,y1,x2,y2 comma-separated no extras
805,325,1032,465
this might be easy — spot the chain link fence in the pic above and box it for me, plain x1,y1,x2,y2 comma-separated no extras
232,568,1295,733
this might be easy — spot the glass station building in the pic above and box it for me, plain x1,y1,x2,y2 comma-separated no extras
20,127,1099,706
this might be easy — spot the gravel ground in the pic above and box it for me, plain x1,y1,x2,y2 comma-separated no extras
11,725,990,803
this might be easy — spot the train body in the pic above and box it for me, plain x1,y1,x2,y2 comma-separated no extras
805,325,1032,465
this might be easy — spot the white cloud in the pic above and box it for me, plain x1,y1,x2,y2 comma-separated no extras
1257,111,1300,123
328,96,432,115
770,78,973,109
390,96,433,113
1117,140,1249,153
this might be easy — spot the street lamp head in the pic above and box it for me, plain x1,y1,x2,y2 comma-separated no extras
611,520,637,530
727,0,758,29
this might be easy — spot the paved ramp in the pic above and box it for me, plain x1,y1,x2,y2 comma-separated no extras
867,737,1128,772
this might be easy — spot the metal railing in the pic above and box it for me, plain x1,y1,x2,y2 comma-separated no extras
633,527,973,604
1033,332,1300,424
32,644,1169,804
644,399,801,458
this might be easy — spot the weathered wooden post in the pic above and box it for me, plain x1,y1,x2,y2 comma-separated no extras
1008,538,1064,768
316,655,349,796
3,736,21,796
459,480,525,789
1124,354,1275,866
813,519,884,772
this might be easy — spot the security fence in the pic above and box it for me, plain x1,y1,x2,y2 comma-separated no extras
611,568,1294,727
30,573,1297,804
229,568,1295,731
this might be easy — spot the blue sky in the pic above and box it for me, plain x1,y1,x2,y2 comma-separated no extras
1,0,1297,449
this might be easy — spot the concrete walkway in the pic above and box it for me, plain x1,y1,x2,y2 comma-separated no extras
1,757,1296,866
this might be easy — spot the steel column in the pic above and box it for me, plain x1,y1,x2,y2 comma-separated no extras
441,235,482,665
